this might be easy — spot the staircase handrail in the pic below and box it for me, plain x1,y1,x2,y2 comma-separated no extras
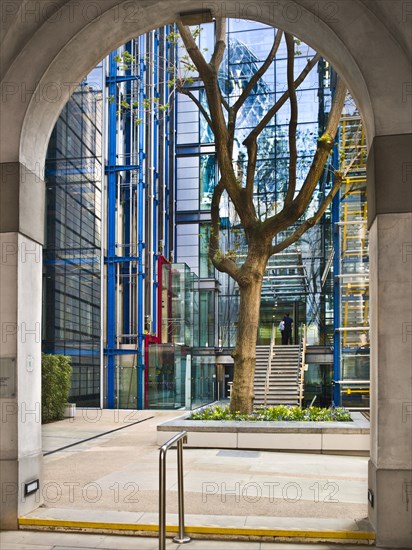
264,323,276,407
298,324,307,408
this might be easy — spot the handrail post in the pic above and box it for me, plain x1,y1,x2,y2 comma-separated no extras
173,438,191,544
159,447,167,549
264,323,276,407
159,432,191,550
299,324,307,408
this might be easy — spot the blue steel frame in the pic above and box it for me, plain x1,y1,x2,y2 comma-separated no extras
332,139,341,406
105,46,143,408
136,34,146,409
152,30,159,336
104,30,175,409
105,50,118,409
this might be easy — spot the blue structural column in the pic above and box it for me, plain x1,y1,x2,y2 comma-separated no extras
105,49,140,408
106,51,118,408
137,34,146,409
332,140,341,406
151,30,159,335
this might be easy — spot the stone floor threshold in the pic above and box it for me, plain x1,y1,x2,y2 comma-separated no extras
19,509,375,545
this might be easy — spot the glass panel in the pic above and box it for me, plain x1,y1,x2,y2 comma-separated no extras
200,155,216,210
340,384,370,408
191,355,216,408
170,263,194,346
116,366,138,409
200,90,213,144
341,352,370,381
304,364,333,408
147,344,186,409
199,291,215,347
199,224,214,278
192,276,199,348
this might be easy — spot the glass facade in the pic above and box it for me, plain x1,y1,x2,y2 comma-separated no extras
43,19,369,410
147,344,215,409
335,115,369,408
175,21,336,352
43,71,103,406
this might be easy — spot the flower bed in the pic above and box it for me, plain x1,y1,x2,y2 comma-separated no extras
157,409,369,455
190,404,352,422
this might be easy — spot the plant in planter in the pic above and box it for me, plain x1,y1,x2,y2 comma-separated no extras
41,354,72,423
190,404,352,422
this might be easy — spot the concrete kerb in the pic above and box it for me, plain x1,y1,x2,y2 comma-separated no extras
157,413,370,454
18,516,376,545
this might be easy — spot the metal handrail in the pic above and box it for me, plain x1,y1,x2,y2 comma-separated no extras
264,323,276,407
298,324,307,408
159,431,191,549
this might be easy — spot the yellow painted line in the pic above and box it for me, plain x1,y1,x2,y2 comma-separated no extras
18,517,375,541
18,517,161,532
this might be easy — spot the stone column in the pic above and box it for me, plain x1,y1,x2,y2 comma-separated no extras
0,162,45,528
367,134,412,548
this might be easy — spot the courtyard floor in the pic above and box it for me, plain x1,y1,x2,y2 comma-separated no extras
15,410,372,547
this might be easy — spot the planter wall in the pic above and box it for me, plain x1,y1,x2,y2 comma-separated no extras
157,412,370,454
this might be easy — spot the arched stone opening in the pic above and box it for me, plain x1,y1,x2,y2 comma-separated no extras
0,1,410,547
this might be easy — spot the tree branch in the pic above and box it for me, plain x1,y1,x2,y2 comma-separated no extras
210,18,227,70
177,21,211,76
289,76,347,217
285,33,298,205
178,19,255,229
220,94,230,112
232,30,283,115
245,137,257,203
262,75,346,238
177,84,213,129
270,171,343,255
209,178,241,281
243,53,320,147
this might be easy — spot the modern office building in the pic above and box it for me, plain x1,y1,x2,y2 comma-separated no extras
43,70,103,407
43,19,369,411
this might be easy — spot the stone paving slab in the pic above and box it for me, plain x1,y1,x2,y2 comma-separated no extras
34,410,373,546
0,531,376,550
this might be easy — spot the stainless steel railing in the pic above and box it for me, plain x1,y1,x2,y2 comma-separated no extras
264,322,276,407
159,431,191,550
298,324,307,408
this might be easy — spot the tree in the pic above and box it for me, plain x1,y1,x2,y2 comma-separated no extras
175,18,347,414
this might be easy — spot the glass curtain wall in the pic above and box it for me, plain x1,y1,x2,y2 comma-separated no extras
43,69,103,406
148,263,215,408
177,20,334,348
104,29,177,409
336,114,369,408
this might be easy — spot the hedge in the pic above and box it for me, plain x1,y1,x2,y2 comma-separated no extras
41,354,72,423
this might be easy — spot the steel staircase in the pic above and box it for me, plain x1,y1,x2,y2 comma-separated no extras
254,344,301,407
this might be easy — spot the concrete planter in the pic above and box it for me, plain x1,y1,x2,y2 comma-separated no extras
157,412,370,455
63,403,76,418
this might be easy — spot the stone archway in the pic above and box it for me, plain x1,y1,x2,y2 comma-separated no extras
0,1,411,547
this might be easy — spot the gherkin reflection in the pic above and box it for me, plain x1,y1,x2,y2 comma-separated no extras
199,35,322,221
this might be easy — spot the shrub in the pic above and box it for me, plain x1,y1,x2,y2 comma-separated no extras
190,404,352,422
42,354,72,423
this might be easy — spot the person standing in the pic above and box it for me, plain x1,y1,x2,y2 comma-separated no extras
282,313,293,345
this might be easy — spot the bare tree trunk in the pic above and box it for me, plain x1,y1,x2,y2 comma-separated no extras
230,275,263,413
